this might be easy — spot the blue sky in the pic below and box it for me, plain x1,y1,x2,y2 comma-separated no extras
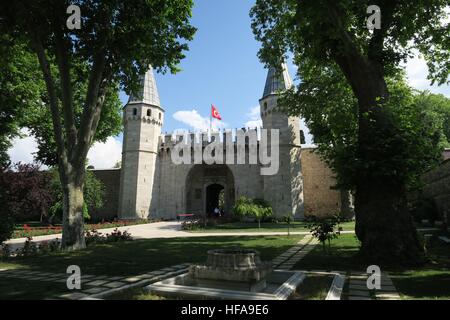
119,0,297,133
8,0,450,169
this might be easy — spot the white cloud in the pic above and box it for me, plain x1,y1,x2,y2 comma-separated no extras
87,137,122,169
173,109,227,131
244,105,262,129
404,50,450,96
7,128,41,166
7,129,121,169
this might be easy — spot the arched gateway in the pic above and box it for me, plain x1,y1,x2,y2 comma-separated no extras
185,164,235,217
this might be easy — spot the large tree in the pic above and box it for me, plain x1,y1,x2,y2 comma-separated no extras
0,37,123,167
0,0,196,250
251,0,449,263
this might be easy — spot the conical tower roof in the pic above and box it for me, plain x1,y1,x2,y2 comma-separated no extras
128,66,161,107
262,63,293,98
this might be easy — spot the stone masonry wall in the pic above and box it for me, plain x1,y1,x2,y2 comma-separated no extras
421,159,450,221
300,148,341,217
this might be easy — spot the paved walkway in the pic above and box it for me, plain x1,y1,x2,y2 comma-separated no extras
0,263,190,300
347,271,400,300
4,221,356,251
272,235,319,270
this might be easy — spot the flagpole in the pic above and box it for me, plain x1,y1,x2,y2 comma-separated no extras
210,106,212,134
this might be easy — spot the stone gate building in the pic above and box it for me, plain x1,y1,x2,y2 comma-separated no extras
92,64,344,221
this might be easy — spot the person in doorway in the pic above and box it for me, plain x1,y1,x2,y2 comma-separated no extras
214,207,220,218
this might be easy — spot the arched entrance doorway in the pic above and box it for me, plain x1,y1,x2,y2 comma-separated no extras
206,183,224,217
185,165,235,217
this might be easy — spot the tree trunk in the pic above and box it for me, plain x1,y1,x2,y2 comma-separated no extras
61,179,86,250
339,189,354,220
351,68,424,264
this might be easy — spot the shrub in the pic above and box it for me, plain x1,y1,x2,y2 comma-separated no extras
233,196,273,229
38,239,60,254
0,214,15,244
85,228,132,246
20,237,38,257
85,229,106,245
306,215,342,253
106,228,132,242
1,243,11,259
0,163,53,222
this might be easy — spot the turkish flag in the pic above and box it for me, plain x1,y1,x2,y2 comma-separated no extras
211,105,222,120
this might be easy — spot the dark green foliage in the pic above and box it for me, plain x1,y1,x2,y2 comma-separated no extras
306,215,342,253
49,169,105,222
280,68,444,192
0,214,15,244
233,196,273,229
250,0,449,262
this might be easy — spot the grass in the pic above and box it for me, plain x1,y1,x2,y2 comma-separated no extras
390,237,450,300
295,234,366,271
189,220,355,233
0,235,302,299
108,288,167,300
0,277,69,300
290,274,334,300
295,233,450,300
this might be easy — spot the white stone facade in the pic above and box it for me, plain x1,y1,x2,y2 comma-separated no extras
118,64,339,220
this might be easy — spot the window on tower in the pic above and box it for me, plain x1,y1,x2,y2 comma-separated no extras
159,112,162,120
133,108,137,116
147,109,151,117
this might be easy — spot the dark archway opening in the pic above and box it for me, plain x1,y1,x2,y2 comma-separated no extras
206,184,224,217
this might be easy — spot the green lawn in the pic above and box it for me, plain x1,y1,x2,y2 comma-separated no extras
189,221,355,233
0,235,302,299
0,277,69,300
290,274,334,300
294,233,450,300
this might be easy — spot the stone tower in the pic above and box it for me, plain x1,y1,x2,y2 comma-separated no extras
259,64,304,219
118,66,164,219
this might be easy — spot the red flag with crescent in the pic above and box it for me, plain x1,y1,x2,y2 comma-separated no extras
211,105,222,120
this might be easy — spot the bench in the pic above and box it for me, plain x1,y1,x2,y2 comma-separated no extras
176,214,195,221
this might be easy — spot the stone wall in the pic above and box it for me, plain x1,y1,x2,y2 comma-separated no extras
300,148,341,217
421,159,450,221
90,169,121,221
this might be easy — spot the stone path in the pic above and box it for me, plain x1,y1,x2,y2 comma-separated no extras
3,221,357,252
0,264,191,300
272,235,319,270
347,271,400,300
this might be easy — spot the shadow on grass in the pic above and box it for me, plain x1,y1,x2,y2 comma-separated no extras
2,236,302,277
391,272,450,299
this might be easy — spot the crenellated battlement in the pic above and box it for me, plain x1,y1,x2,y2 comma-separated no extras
157,128,262,151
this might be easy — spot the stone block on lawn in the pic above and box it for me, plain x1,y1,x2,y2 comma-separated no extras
85,280,109,286
58,292,89,300
82,287,107,294
103,281,126,289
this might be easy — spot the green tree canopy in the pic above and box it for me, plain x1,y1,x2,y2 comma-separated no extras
251,0,449,263
0,0,196,250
